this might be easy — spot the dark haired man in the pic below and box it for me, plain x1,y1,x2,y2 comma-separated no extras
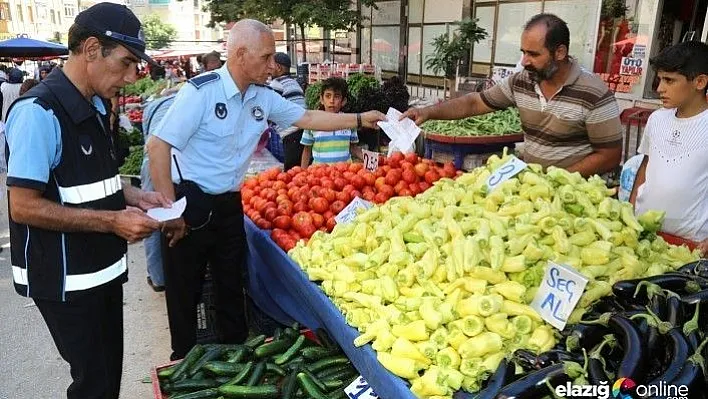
4,3,170,398
403,13,623,177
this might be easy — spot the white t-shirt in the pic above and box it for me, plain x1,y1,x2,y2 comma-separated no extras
635,108,708,242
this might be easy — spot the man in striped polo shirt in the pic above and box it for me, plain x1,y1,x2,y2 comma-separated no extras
270,52,306,170
404,14,623,177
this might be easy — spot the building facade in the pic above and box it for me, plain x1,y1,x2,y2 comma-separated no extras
128,0,221,45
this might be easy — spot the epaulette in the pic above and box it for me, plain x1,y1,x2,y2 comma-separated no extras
188,73,220,89
255,83,275,91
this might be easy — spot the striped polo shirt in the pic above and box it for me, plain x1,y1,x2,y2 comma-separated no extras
301,126,359,164
480,60,622,168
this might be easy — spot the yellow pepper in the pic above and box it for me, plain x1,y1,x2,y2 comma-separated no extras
378,352,421,379
420,299,443,330
392,320,429,341
491,281,527,303
501,300,542,321
436,347,461,369
458,332,503,358
391,337,432,365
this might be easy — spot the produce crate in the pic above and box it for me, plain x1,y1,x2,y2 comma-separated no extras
151,329,322,399
266,127,285,163
424,136,522,170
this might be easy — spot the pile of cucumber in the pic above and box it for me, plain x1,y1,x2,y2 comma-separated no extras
157,325,359,399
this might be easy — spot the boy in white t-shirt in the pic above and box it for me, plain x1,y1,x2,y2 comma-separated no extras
629,41,708,256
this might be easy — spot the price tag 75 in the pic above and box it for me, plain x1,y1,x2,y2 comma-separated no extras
361,149,379,172
486,156,527,192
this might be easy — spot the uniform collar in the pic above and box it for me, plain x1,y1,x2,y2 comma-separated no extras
41,67,107,124
217,64,258,102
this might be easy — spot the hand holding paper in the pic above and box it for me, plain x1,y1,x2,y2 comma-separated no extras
147,197,187,222
377,108,421,155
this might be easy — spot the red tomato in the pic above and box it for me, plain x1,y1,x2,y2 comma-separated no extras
361,172,376,187
389,152,404,167
419,181,431,192
349,163,363,172
350,190,362,200
293,201,309,213
262,189,277,202
273,215,291,230
310,197,330,214
394,180,407,194
374,192,389,204
272,181,286,191
311,213,324,229
400,161,414,171
362,191,375,202
330,200,346,214
408,183,420,196
326,217,337,231
385,170,401,186
374,177,387,191
424,170,440,184
379,184,394,197
243,178,258,189
333,178,347,191
323,210,334,220
322,189,336,203
351,175,366,190
321,179,335,190
342,184,356,194
399,189,412,197
277,203,293,216
276,172,290,182
336,191,350,203
289,230,302,241
414,162,429,177
263,208,278,222
343,171,355,181
402,169,418,184
378,155,387,166
335,163,349,173
404,152,419,164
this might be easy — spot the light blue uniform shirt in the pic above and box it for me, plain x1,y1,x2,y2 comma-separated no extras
6,96,107,191
154,64,306,194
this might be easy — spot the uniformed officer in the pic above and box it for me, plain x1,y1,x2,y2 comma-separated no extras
5,4,169,399
148,19,386,360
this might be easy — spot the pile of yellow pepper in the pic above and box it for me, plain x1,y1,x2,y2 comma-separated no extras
289,153,699,398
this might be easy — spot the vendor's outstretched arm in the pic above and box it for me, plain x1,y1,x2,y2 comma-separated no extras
566,146,622,178
294,110,385,131
402,92,497,125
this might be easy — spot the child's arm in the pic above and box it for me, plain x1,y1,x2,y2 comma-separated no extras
350,144,363,161
629,155,648,206
301,145,312,168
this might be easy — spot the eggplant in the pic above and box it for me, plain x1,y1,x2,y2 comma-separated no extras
680,289,708,305
565,324,609,352
648,328,690,387
471,358,516,399
608,315,648,381
613,274,703,300
496,363,571,399
666,295,685,327
677,259,708,277
512,349,538,372
668,355,707,397
535,350,584,369
587,336,615,386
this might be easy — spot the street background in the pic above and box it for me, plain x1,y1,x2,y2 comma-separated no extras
0,176,172,399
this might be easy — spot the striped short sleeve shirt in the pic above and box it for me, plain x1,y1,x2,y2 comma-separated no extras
300,126,359,164
480,61,623,168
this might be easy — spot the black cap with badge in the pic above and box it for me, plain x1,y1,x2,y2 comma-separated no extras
74,3,156,65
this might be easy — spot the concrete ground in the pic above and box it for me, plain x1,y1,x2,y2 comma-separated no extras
0,176,172,399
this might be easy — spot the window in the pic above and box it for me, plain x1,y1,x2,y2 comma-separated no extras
27,6,32,23
193,0,198,8
16,4,22,22
64,4,75,17
195,30,200,40
0,3,9,20
50,9,55,24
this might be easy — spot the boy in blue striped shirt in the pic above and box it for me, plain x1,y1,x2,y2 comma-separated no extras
300,77,360,166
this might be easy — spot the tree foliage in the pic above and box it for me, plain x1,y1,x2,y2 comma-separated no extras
141,14,178,50
425,19,488,79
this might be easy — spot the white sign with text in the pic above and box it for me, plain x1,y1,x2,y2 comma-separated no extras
531,262,589,330
334,197,373,225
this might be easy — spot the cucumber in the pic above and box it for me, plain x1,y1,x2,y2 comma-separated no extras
274,335,306,365
246,361,266,386
170,378,220,391
306,355,350,373
281,369,300,399
215,376,232,385
170,388,219,399
322,379,345,390
202,361,245,376
314,329,336,350
254,338,292,358
264,362,286,377
217,384,279,398
302,369,327,392
300,346,338,360
226,346,252,364
224,361,253,386
157,363,178,379
322,368,357,383
244,334,266,349
315,363,352,379
189,348,225,377
170,344,206,382
296,372,328,399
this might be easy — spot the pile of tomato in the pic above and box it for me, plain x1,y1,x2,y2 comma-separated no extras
242,152,459,251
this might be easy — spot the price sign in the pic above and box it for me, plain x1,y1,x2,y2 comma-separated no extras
486,156,528,192
362,149,379,172
530,262,589,330
344,376,380,399
334,197,373,225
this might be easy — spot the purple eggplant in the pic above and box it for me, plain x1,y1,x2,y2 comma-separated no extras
471,358,516,399
496,363,572,399
647,328,690,386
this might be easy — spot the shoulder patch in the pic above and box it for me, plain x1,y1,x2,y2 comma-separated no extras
32,97,52,111
188,73,220,89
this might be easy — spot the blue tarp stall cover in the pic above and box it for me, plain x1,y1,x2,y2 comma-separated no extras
0,37,69,58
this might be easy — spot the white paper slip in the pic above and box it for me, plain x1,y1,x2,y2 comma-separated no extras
344,375,379,399
335,197,373,225
530,261,589,330
147,197,187,222
486,155,528,192
377,107,421,154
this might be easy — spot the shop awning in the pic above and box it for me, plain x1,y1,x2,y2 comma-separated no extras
0,37,69,58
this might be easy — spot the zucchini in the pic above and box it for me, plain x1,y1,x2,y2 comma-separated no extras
170,388,219,399
189,348,225,377
170,378,220,391
246,361,266,386
274,335,307,365
202,361,245,376
254,338,292,358
224,361,253,386
217,384,279,398
307,355,350,373
170,344,206,382
300,346,338,360
244,334,266,349
265,362,286,377
296,372,329,399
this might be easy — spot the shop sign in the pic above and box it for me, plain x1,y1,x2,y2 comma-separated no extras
597,73,641,94
633,44,646,59
620,57,644,76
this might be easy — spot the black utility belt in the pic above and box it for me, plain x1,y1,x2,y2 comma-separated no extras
174,180,240,228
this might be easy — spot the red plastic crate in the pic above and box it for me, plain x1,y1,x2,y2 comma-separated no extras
151,329,318,399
